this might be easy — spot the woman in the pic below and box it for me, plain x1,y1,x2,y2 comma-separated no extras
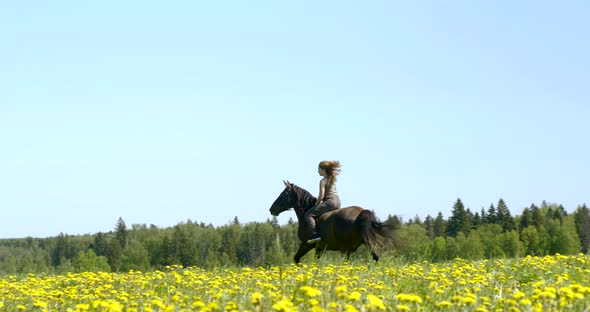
305,160,342,243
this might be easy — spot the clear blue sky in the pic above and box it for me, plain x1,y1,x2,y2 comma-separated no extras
1,1,588,238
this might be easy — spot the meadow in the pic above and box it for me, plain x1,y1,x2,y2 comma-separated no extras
1,254,589,312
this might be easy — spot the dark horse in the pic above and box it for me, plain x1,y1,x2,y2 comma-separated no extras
269,180,397,263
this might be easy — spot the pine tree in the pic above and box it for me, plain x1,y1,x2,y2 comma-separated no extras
387,214,402,230
52,233,70,267
531,204,543,227
553,205,567,222
92,232,109,257
472,212,482,228
433,212,445,237
172,225,196,267
446,198,471,237
486,204,497,224
496,198,515,232
107,237,122,271
115,217,128,250
423,215,435,239
574,204,590,253
479,208,488,225
520,207,533,231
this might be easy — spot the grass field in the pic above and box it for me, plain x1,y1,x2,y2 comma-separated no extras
1,254,589,311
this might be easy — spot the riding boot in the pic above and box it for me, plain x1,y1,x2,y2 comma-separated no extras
307,232,322,243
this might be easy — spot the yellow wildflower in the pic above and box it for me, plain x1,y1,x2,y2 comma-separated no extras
436,301,453,308
225,301,239,312
335,285,348,299
394,293,423,304
512,290,525,300
366,294,386,310
272,298,296,312
559,287,574,299
191,301,205,309
345,304,359,312
301,286,322,297
251,292,264,305
348,291,362,301
396,304,410,311
309,299,320,306
461,296,476,305
520,298,532,306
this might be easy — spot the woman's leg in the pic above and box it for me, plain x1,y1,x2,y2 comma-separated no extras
305,201,337,242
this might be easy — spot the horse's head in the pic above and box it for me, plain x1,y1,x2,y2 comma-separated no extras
269,180,297,216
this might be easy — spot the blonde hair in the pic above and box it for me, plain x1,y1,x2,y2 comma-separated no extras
319,160,342,183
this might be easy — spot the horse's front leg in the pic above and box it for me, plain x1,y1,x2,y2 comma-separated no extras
293,242,314,264
314,242,328,260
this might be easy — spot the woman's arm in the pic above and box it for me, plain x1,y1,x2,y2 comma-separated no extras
317,178,326,205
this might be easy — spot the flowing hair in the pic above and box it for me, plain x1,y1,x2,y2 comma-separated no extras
319,160,342,184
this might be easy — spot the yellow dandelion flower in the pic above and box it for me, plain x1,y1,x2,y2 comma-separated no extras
396,304,410,311
348,291,362,301
163,305,175,312
538,290,556,299
436,301,453,308
0,302,3,309
367,294,386,310
251,292,264,305
301,286,322,297
17,305,27,311
309,306,324,312
336,285,348,299
345,304,359,312
520,298,532,306
506,299,518,306
571,284,583,293
475,307,489,312
531,281,544,288
272,298,296,312
394,293,423,304
461,296,476,305
512,290,525,300
204,302,220,311
191,301,205,309
225,301,239,312
559,297,570,308
559,287,574,299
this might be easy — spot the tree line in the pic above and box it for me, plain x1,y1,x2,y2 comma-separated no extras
0,199,588,274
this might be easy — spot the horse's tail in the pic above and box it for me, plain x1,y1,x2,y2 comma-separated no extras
356,209,398,260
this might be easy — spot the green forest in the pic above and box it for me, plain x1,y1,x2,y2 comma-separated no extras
1,199,588,274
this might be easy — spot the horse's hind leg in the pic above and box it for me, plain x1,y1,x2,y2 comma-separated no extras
294,243,314,264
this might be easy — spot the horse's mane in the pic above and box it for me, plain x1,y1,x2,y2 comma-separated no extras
291,184,317,213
